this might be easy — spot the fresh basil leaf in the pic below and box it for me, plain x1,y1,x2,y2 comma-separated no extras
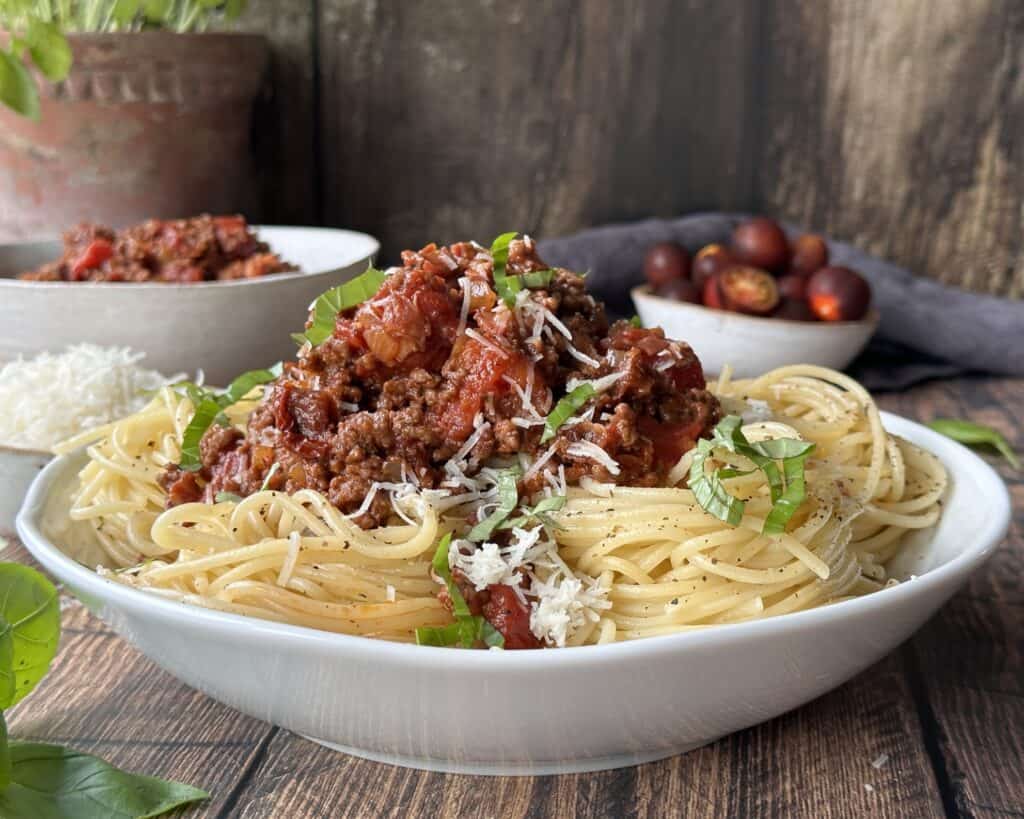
0,742,208,819
0,712,10,790
0,50,39,120
689,439,745,527
177,397,222,473
519,269,553,289
541,384,596,443
414,622,466,647
214,491,243,503
25,21,72,83
501,494,567,530
468,469,520,541
418,533,504,648
688,415,815,535
490,232,521,306
0,564,60,709
177,365,281,472
928,418,1020,469
629,315,643,328
293,267,388,348
220,363,282,405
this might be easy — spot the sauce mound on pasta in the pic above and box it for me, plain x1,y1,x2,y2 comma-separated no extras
58,234,947,650
162,238,720,525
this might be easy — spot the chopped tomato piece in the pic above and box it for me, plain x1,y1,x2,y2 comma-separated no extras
482,584,541,649
70,239,114,279
638,415,706,468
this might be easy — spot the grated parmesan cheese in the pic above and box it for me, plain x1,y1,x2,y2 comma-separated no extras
566,440,621,476
0,344,178,451
529,569,611,647
565,371,626,395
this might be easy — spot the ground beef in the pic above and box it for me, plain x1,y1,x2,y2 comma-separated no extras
19,215,296,283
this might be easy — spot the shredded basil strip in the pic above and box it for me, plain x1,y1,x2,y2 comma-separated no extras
501,494,567,530
176,365,282,472
214,491,243,504
689,438,746,527
689,415,816,535
292,266,388,347
541,383,597,443
518,268,554,289
629,314,643,328
416,533,505,648
928,418,1020,469
490,231,521,306
468,469,521,541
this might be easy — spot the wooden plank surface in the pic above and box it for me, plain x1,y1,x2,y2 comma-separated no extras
753,0,1024,298
4,376,1022,818
315,0,758,260
234,3,319,225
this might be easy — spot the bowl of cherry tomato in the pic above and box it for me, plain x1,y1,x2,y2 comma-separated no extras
631,216,879,377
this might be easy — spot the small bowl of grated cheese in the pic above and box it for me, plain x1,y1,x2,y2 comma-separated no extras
0,344,178,533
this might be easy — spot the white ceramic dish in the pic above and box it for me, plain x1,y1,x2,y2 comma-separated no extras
632,285,879,378
0,227,380,385
16,415,1009,775
0,443,50,535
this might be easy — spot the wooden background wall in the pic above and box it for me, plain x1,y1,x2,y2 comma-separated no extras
241,1,1024,299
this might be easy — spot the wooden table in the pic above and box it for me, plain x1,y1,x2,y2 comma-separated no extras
6,376,1022,818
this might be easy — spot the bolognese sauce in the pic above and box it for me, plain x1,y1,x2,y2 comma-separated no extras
162,237,721,647
19,215,295,283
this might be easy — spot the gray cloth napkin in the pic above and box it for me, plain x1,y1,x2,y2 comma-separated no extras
538,212,1024,390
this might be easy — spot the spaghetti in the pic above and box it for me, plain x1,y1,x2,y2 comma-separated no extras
54,363,946,647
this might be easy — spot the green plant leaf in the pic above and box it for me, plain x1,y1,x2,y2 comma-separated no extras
293,267,388,348
928,418,1020,469
224,0,247,19
112,0,142,25
415,533,504,648
0,563,60,709
0,50,39,119
0,712,10,790
0,742,208,818
541,383,596,443
26,21,72,82
489,232,521,306
142,0,172,22
176,365,281,472
688,415,815,535
519,268,553,289
467,469,520,541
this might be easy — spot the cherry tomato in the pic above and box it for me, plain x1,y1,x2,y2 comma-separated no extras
717,266,780,315
656,278,700,304
643,242,691,287
692,244,735,288
774,298,817,322
777,273,809,302
807,266,871,321
789,234,829,275
731,217,789,273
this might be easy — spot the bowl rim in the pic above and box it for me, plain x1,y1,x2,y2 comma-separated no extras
631,284,881,330
16,412,1009,669
0,441,52,458
0,225,380,291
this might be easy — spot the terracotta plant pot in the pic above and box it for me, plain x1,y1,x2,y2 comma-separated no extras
0,32,268,241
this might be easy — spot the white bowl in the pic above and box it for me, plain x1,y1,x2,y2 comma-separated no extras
0,443,50,535
16,414,1009,775
0,227,380,385
632,285,879,378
